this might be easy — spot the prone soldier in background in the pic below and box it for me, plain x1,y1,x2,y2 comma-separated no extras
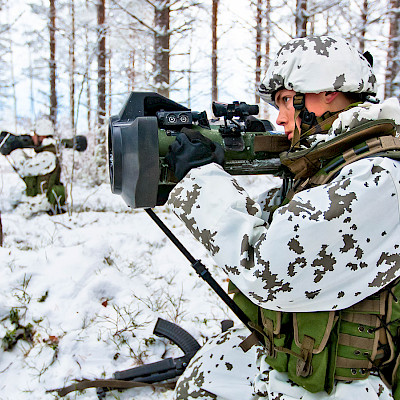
0,119,87,215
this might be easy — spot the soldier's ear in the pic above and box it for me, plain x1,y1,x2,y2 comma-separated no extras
324,92,340,104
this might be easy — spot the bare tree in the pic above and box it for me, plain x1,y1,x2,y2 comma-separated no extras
154,0,170,97
69,0,76,131
212,0,219,102
296,0,307,37
255,0,262,104
265,0,271,73
108,54,112,115
4,3,18,132
97,0,106,128
85,0,92,133
127,49,135,91
49,0,57,132
385,0,400,98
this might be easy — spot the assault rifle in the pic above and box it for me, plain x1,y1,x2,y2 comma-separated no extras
48,317,202,398
0,131,87,155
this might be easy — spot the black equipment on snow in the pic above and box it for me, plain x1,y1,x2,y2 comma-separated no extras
0,131,87,156
108,91,290,208
48,318,201,398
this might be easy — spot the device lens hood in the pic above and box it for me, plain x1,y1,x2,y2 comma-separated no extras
108,116,160,208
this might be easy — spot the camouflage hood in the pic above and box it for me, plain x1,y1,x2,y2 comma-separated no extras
310,97,400,146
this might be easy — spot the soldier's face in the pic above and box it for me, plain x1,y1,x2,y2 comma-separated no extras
275,90,330,140
275,89,298,140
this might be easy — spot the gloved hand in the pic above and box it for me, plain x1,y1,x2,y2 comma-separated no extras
165,128,224,180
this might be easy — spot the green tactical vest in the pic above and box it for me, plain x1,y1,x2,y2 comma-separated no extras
23,162,66,208
231,119,400,397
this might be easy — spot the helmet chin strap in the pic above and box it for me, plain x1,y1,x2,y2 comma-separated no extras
291,93,345,148
292,93,307,148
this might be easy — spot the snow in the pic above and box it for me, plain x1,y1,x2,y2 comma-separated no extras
0,154,279,399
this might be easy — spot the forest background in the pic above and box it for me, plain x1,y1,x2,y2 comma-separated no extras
0,0,399,399
1,0,399,141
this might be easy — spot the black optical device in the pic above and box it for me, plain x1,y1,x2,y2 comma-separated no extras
108,92,290,209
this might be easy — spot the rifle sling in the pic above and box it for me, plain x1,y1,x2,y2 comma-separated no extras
47,378,175,397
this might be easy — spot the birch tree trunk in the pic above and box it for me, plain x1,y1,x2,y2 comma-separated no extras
359,0,368,53
385,0,400,98
69,0,76,132
97,0,106,128
211,0,219,102
49,0,57,132
85,0,92,133
154,0,170,97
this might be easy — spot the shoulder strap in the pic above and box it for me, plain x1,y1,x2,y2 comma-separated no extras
281,119,397,180
310,135,400,186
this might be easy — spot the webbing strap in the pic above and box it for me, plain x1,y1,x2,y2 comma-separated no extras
335,356,370,369
289,93,305,149
292,108,302,149
46,379,172,397
301,112,341,139
296,335,315,377
338,333,374,349
239,331,261,353
311,135,400,187
341,312,379,326
346,299,383,314
260,316,276,357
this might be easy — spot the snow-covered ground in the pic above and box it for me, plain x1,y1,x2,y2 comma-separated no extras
0,152,279,399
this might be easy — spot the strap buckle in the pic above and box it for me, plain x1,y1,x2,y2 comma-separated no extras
293,93,305,110
296,335,314,377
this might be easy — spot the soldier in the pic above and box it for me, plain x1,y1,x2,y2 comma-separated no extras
0,120,86,215
165,36,400,399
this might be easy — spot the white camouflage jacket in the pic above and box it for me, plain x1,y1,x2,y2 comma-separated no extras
167,98,400,313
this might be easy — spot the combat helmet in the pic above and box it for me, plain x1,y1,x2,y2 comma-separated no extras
259,36,377,148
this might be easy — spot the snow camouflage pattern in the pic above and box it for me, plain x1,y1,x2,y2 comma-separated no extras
174,327,393,400
7,142,61,216
301,98,400,149
16,151,57,177
258,36,376,104
168,98,400,399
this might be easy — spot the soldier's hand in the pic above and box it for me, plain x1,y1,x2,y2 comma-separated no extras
165,128,224,181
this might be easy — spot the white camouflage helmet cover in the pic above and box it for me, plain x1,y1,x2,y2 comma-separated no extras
259,36,377,104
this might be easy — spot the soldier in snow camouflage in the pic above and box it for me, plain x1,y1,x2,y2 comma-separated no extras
166,36,400,399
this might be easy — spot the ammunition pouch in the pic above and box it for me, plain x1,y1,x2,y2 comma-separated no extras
232,280,400,395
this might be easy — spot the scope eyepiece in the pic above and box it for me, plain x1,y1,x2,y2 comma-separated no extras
212,101,259,120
